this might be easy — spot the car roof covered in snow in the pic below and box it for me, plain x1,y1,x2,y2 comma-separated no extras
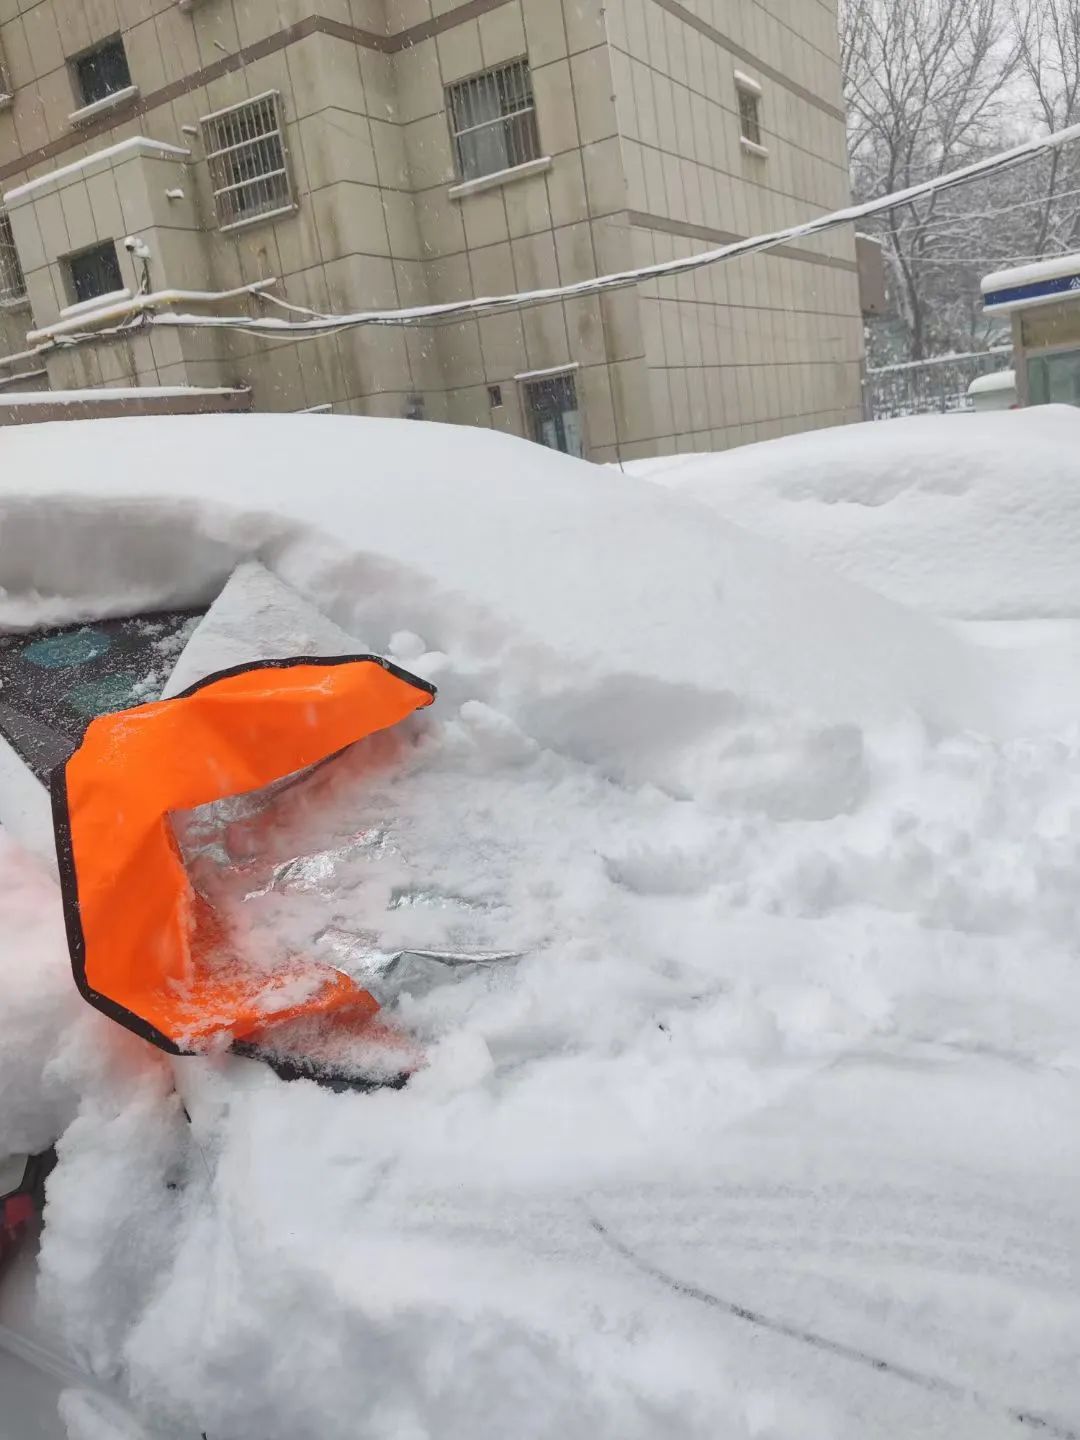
629,406,1080,643
966,369,1015,395
0,413,998,743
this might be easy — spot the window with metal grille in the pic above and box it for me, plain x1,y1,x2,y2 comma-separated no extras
447,60,541,183
522,371,583,458
73,37,132,107
0,213,26,304
737,87,763,148
202,92,294,231
65,241,124,305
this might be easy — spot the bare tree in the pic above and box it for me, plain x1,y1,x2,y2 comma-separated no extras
1010,0,1080,252
841,0,1021,357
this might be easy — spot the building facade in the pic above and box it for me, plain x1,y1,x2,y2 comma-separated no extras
0,0,863,459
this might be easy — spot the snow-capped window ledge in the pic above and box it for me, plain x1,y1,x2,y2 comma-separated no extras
0,366,47,390
733,70,763,96
0,384,246,403
513,361,580,382
59,288,131,320
448,156,552,201
740,137,769,160
0,294,31,312
0,93,12,112
218,203,299,235
68,85,140,128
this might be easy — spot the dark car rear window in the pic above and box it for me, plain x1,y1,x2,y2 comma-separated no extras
0,611,203,781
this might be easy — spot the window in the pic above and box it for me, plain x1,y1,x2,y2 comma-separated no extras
735,73,764,150
65,241,125,305
487,384,503,408
201,93,294,231
0,213,26,305
523,371,583,458
447,60,541,183
73,37,132,108
0,36,12,105
1028,350,1080,407
738,89,762,146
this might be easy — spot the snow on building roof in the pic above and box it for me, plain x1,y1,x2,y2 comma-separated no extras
981,252,1080,311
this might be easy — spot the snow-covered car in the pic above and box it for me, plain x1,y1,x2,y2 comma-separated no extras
966,368,1018,412
1,414,1079,1440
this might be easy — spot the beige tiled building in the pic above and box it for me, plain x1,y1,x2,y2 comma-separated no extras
0,0,863,459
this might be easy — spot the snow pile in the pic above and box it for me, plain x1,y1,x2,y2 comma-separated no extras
0,414,1003,740
118,689,1080,1439
0,838,87,1159
0,416,1078,1439
631,407,1080,620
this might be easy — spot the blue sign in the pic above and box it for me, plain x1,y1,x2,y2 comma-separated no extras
984,272,1080,309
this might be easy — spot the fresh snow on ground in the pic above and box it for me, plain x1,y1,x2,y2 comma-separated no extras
0,415,1078,1440
629,407,1080,622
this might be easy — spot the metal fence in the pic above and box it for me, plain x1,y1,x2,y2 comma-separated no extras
863,347,1013,420
0,212,25,303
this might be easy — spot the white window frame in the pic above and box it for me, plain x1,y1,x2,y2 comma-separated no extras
0,211,27,307
0,37,12,108
200,90,296,233
446,58,542,185
734,71,767,157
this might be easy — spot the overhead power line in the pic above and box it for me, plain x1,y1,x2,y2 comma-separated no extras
149,120,1080,339
12,119,1080,366
889,180,1080,233
912,254,1059,265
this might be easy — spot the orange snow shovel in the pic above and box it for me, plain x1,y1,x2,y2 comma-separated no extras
51,656,435,1060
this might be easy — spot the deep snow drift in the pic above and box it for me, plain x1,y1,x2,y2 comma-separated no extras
0,416,1078,1440
0,414,1007,743
631,407,1080,621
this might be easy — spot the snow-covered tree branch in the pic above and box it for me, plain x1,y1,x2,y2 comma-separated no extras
842,0,1080,362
